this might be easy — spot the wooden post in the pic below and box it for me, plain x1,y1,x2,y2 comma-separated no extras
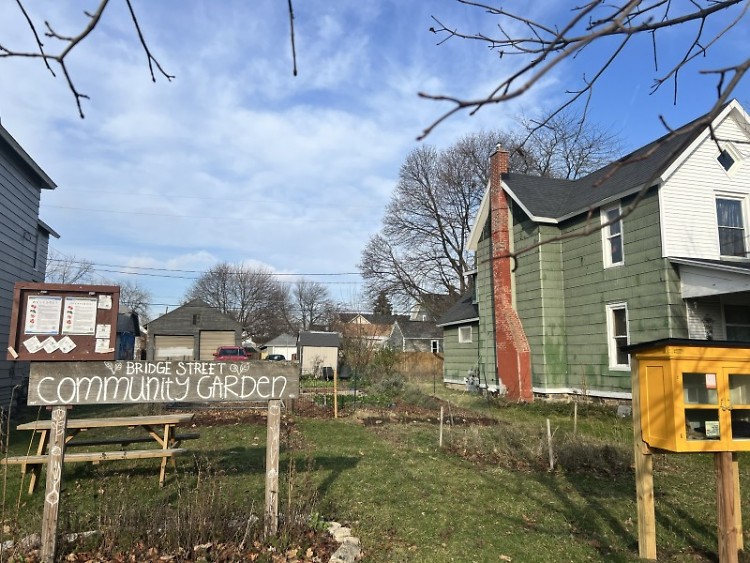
334,370,338,419
733,453,743,551
439,406,444,447
716,451,739,563
573,402,578,437
264,400,281,536
546,418,554,471
630,357,657,559
41,406,68,563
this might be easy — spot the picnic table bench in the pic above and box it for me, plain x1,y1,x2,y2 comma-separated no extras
2,413,198,494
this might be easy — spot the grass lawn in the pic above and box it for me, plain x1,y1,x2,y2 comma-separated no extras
2,390,749,562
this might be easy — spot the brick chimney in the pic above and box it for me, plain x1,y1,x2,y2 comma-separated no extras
489,145,533,401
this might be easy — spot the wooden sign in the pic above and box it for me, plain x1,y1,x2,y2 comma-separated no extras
28,361,299,405
7,283,120,362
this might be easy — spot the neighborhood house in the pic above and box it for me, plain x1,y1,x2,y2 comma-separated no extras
0,123,58,409
442,99,750,401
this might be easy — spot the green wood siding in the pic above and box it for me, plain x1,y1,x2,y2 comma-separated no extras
557,189,668,395
513,208,568,390
475,225,498,388
442,323,480,383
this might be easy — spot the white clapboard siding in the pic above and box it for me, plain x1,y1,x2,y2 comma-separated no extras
661,111,750,259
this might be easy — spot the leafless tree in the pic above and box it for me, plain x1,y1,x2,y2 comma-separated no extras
109,278,152,323
45,248,95,284
184,263,292,341
359,121,619,310
423,1,749,141
292,278,335,330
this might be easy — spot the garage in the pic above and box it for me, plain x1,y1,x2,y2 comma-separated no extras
154,335,194,361
199,330,237,360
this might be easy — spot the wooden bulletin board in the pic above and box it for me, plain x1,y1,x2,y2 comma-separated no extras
6,282,120,362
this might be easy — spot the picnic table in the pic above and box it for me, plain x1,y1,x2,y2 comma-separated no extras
2,413,198,494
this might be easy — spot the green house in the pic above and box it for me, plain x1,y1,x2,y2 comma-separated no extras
451,100,750,401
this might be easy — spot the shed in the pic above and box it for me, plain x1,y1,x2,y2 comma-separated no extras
298,331,341,378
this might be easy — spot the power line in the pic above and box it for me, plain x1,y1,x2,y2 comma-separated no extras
47,258,360,283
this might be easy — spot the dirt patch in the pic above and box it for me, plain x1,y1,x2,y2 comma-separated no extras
351,402,499,427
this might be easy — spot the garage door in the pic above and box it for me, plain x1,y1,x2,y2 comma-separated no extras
199,330,237,360
154,336,194,361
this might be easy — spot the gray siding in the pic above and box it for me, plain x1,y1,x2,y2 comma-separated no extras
0,140,53,410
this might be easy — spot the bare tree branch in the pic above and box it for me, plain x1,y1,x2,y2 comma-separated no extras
420,0,748,140
1,0,172,117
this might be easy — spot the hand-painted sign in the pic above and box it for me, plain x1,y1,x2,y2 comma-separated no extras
28,361,299,405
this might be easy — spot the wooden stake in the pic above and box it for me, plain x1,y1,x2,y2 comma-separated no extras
546,418,554,471
630,358,657,560
41,406,68,563
573,402,578,436
716,451,739,563
334,371,338,419
439,406,444,447
264,400,281,537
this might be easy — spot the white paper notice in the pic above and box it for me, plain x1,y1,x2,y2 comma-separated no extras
23,336,43,353
24,295,63,335
95,338,112,353
62,297,98,335
58,336,77,354
41,337,59,353
706,373,717,390
96,324,112,339
98,295,113,310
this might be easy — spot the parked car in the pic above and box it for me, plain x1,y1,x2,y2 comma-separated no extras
213,346,248,361
266,354,286,361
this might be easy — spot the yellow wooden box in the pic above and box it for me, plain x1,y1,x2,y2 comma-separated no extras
630,339,750,453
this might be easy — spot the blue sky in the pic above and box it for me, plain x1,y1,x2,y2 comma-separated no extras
1,1,749,317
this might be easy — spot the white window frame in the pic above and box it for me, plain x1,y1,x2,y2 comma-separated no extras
458,326,472,343
716,194,748,258
601,203,624,268
716,143,742,176
431,339,440,353
606,302,630,370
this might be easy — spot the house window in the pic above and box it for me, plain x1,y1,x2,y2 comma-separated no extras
192,314,201,325
725,305,750,341
716,198,747,257
458,326,472,343
718,149,736,172
717,144,741,174
601,204,624,267
606,303,629,369
431,340,440,353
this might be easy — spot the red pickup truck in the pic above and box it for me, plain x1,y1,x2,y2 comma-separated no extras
212,346,248,361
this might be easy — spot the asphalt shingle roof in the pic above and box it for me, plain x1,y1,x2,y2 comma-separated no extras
298,331,341,347
507,111,708,220
436,290,479,327
397,320,442,340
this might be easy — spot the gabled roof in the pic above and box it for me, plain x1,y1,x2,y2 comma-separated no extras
298,331,341,347
470,100,747,238
394,320,442,340
147,298,242,328
263,333,297,347
436,290,479,328
0,123,56,190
